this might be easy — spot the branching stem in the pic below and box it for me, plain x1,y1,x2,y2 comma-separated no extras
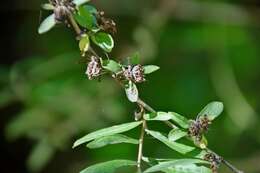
67,13,243,173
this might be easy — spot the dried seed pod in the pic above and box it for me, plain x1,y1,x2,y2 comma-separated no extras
96,11,117,34
86,56,102,80
50,0,76,23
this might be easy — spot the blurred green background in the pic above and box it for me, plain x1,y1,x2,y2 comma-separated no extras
1,0,260,173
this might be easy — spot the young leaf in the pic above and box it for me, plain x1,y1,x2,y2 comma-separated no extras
143,65,160,74
91,32,114,52
198,102,224,121
129,52,140,65
168,129,187,142
144,112,172,121
146,130,195,154
86,134,138,149
79,35,90,55
73,121,142,148
84,5,98,14
80,160,137,173
163,164,212,173
73,0,91,6
38,14,56,34
74,5,97,30
143,159,209,173
125,81,139,103
101,59,121,73
168,112,190,129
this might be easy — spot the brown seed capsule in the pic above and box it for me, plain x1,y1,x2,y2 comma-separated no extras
86,56,102,80
96,11,117,34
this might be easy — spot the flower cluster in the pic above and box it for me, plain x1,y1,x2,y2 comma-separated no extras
204,152,222,173
50,0,76,22
86,56,102,80
123,65,146,83
188,116,211,141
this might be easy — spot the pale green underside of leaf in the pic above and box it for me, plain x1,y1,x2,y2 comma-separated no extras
163,164,212,173
198,101,224,121
80,160,137,173
38,14,56,34
146,130,195,154
73,121,142,148
73,0,91,6
86,134,139,149
144,65,160,74
168,129,187,142
143,159,209,173
125,81,139,102
101,59,121,73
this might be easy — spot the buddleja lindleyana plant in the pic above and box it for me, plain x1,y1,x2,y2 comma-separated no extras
38,0,243,173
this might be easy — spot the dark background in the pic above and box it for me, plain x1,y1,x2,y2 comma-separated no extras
1,0,260,173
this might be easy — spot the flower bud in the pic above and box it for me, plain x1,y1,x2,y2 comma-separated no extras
86,56,102,80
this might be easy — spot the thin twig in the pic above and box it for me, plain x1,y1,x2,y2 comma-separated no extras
137,120,146,170
66,12,243,173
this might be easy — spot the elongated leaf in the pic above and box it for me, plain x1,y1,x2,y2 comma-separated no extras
168,112,190,129
143,159,209,173
125,81,138,103
163,164,212,173
38,14,56,34
146,130,194,154
80,160,136,173
143,65,160,74
91,32,114,52
144,112,172,121
73,121,142,148
198,102,224,121
168,129,187,142
101,59,121,73
73,0,91,6
87,134,138,149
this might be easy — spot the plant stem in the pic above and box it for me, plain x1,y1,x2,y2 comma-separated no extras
137,120,146,171
67,13,243,173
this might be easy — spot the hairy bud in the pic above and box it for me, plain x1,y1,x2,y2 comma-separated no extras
86,56,102,80
123,65,145,83
50,0,75,22
204,153,222,173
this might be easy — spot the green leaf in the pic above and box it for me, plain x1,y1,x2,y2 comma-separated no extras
144,112,172,121
73,0,91,6
84,5,98,14
80,160,137,173
168,129,187,142
125,81,139,103
146,130,195,154
198,102,224,121
91,32,114,52
74,5,97,30
168,112,190,129
73,121,142,148
143,159,209,173
79,35,90,55
163,164,212,173
38,14,56,34
129,52,140,65
143,65,160,74
87,134,139,149
101,59,121,73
